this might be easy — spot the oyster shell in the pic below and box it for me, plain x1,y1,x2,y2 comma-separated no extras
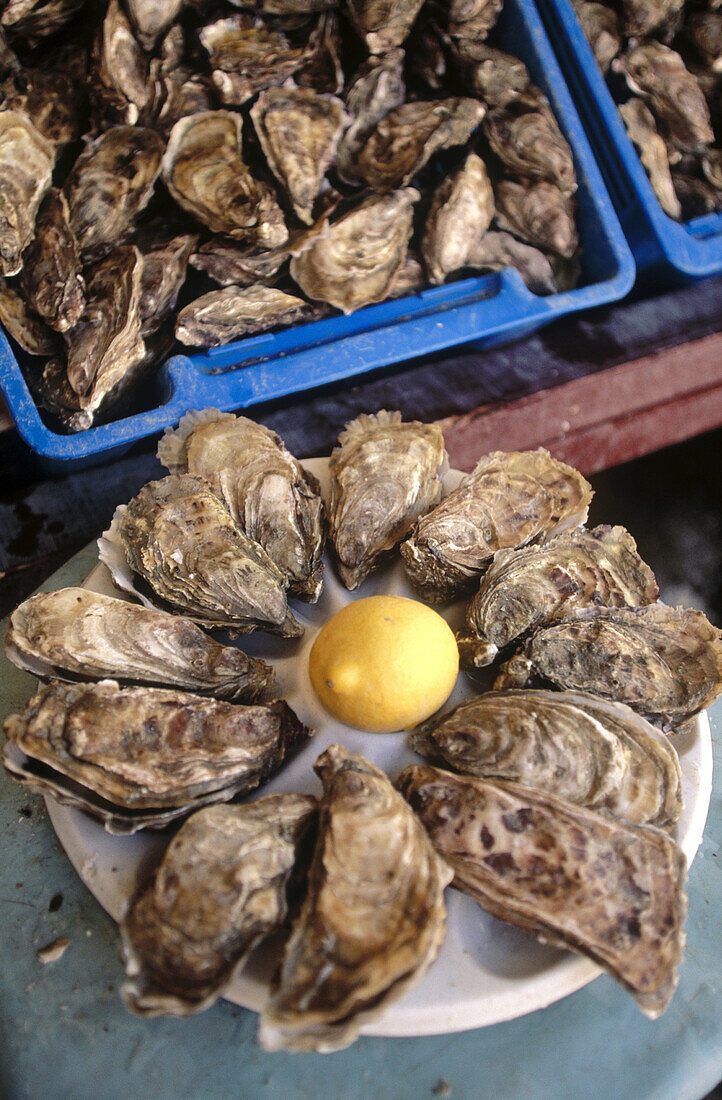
397,766,687,1019
199,15,305,106
494,604,722,728
121,796,317,1016
251,86,347,225
458,524,659,667
328,410,447,589
356,98,486,193
134,224,197,339
615,44,714,153
454,42,531,106
289,189,418,313
297,11,344,96
0,66,77,150
5,588,274,701
571,0,620,73
161,111,288,249
64,127,164,261
421,153,494,284
158,410,325,602
20,188,85,333
620,100,682,220
175,286,317,348
386,249,426,298
448,0,504,41
687,12,722,71
484,98,577,195
99,474,304,638
671,170,721,217
408,689,682,828
0,278,58,355
127,0,183,50
408,17,446,90
0,110,54,277
465,231,564,295
494,179,579,259
2,680,310,834
621,0,684,38
401,448,593,603
259,746,452,1053
346,0,425,54
93,0,151,127
1,0,84,42
702,147,722,192
336,49,405,185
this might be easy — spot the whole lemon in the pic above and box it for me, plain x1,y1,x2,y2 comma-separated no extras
308,595,459,733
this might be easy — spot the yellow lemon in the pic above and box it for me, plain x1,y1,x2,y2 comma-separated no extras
308,594,459,733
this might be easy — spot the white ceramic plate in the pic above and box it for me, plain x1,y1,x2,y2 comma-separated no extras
45,459,713,1037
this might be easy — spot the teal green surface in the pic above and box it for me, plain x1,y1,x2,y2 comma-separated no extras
1,549,720,1100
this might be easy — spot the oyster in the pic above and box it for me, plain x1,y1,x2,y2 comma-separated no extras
328,410,447,589
448,0,504,41
687,12,722,71
401,448,593,603
151,69,214,138
408,17,447,90
121,796,317,1016
397,766,687,1019
259,746,452,1053
357,98,486,193
175,286,317,348
5,588,274,701
134,224,197,339
199,15,306,107
571,0,620,73
336,49,406,185
64,127,164,261
0,279,58,356
290,189,418,313
126,0,183,50
421,153,494,284
454,42,531,107
671,170,721,217
702,148,722,192
99,474,304,637
93,0,151,127
190,239,286,288
494,603,722,728
161,111,288,249
386,249,426,298
2,680,310,834
458,524,659,667
615,44,714,153
297,11,344,96
621,0,684,38
494,180,579,259
620,100,682,220
1,0,84,41
20,188,85,333
409,689,682,828
465,231,564,295
158,410,325,602
484,99,577,195
251,86,347,225
0,66,77,150
346,0,425,54
0,110,54,277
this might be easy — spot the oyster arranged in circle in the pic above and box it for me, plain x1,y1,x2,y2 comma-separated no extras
328,410,447,590
120,795,317,1016
5,587,274,701
0,110,54,277
175,286,317,348
421,153,494,285
20,188,85,333
336,49,406,184
346,0,425,54
259,746,452,1053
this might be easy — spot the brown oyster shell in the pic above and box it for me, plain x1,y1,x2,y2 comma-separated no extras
620,100,682,220
126,0,183,51
0,110,54,277
494,179,579,259
93,0,151,127
571,0,621,73
615,44,714,153
621,0,684,39
448,0,504,41
0,278,58,355
346,0,425,54
0,66,77,150
20,188,85,333
199,14,305,107
1,0,84,41
422,153,494,284
453,41,531,106
484,97,577,195
465,231,564,295
133,223,197,338
175,286,317,348
297,11,344,95
336,49,405,184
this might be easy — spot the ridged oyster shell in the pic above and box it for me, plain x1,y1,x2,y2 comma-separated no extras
328,410,448,589
259,746,452,1053
409,689,682,828
421,152,494,284
401,448,593,603
346,0,425,54
158,410,325,602
199,15,306,107
483,96,577,195
127,0,183,50
133,223,197,338
1,0,84,41
0,110,54,277
397,766,687,1019
614,43,714,153
175,286,316,348
0,278,58,356
494,179,579,259
20,187,85,333
120,795,317,1016
98,475,303,637
620,100,682,220
2,680,311,834
5,588,274,701
336,49,405,184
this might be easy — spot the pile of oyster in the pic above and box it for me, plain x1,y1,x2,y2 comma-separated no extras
3,407,722,1051
573,0,722,218
0,0,584,432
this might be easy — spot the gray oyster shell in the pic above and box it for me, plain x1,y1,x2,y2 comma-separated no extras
494,604,722,728
346,0,425,54
0,110,54,277
0,278,58,355
484,97,577,195
1,0,84,41
571,0,621,72
615,44,714,153
0,66,77,150
397,766,687,1019
408,689,682,828
158,410,325,602
620,0,684,38
175,286,317,348
453,42,531,106
458,524,659,667
401,448,593,603
465,231,564,295
127,0,183,50
687,12,722,71
20,188,85,333
336,49,405,185
421,153,494,284
2,680,310,834
494,179,579,259
199,14,305,106
328,410,448,590
93,0,151,127
161,111,288,248
448,0,504,41
259,746,452,1053
134,224,198,338
5,587,274,701
620,100,682,220
120,795,317,1016
99,474,304,637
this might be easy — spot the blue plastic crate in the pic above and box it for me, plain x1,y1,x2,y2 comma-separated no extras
538,0,722,284
0,0,635,463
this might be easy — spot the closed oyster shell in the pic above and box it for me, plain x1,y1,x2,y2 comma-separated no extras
409,689,682,828
620,99,682,220
99,474,303,637
328,410,447,589
357,98,486,193
1,0,84,41
458,524,659,667
134,224,197,338
161,111,288,248
20,188,85,333
64,127,164,261
0,110,53,277
259,746,452,1053
401,448,593,603
5,587,274,701
615,44,714,153
397,766,687,1019
571,0,621,72
0,66,77,150
620,0,684,38
175,286,317,348
484,98,577,195
0,278,58,355
336,49,405,185
290,189,418,313
671,170,721,217
93,0,151,127
127,0,183,50
120,796,317,1016
346,0,425,54
702,148,722,192
687,12,722,71
2,680,310,833
421,153,494,284
453,42,530,106
494,604,722,728
386,249,425,298
494,179,579,259
158,410,325,602
465,231,563,295
297,11,344,96
448,0,504,41
199,14,305,106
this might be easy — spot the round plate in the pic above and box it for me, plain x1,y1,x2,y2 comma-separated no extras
45,459,713,1037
